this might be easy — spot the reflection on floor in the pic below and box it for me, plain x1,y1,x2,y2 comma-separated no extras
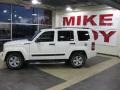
66,63,120,90
0,67,65,90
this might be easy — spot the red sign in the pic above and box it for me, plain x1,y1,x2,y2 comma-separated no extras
92,30,116,43
63,14,113,26
62,13,117,45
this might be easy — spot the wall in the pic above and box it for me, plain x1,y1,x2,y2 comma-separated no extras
53,5,120,56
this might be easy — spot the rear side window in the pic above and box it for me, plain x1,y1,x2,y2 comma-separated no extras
77,31,90,41
58,31,74,41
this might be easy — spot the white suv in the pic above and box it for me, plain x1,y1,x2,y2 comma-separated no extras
0,27,96,69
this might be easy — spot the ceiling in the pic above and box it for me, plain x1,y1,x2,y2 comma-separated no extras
1,0,120,10
41,0,99,7
93,0,120,9
40,0,120,9
113,0,120,4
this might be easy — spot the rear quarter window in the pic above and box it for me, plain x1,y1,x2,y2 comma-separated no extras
77,31,90,41
58,31,74,41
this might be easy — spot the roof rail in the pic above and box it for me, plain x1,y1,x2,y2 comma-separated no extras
55,27,90,29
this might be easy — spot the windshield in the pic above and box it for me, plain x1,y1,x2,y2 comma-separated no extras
28,30,41,41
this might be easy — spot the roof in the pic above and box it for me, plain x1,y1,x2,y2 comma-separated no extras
55,27,90,29
41,27,91,31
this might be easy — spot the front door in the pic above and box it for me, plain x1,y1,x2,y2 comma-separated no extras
30,31,56,60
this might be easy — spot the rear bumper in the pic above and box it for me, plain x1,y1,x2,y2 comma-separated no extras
87,51,96,59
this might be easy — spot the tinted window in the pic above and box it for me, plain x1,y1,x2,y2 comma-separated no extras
12,5,38,24
0,24,11,40
0,4,11,23
58,31,74,41
37,31,54,42
0,3,53,42
38,9,52,25
77,31,90,41
12,24,37,40
39,25,52,30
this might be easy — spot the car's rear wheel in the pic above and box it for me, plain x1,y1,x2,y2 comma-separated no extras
70,53,86,68
6,53,24,70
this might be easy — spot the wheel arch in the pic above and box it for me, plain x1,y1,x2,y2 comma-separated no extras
69,50,87,59
5,51,25,61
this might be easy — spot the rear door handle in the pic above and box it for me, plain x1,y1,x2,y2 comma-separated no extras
70,43,76,45
49,43,55,46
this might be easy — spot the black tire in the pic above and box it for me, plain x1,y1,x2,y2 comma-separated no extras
70,52,86,68
6,53,24,70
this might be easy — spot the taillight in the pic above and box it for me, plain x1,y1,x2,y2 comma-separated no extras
91,42,95,51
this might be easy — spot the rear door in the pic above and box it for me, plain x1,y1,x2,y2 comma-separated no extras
55,30,75,59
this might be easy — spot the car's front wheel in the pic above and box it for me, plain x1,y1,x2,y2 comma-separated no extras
6,53,24,70
70,53,86,68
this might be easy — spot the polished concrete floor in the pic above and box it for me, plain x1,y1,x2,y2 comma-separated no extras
66,63,120,90
0,55,120,90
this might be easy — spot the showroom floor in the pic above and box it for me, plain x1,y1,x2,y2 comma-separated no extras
0,55,120,90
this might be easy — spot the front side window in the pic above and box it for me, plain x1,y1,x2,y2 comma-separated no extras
37,31,54,42
58,31,74,41
77,31,90,41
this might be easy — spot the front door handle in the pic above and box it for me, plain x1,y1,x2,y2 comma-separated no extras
49,43,55,46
